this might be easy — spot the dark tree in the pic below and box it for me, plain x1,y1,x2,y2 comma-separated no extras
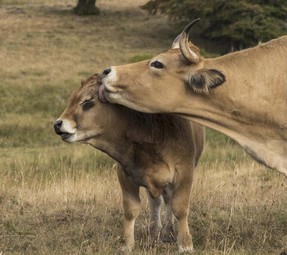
74,0,100,15
142,0,287,50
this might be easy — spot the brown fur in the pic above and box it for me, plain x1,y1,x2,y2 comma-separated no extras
55,74,205,253
101,32,287,178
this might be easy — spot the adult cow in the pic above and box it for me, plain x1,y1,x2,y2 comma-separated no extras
54,74,205,254
100,19,287,178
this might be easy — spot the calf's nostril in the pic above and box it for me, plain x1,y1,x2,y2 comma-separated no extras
54,119,63,134
103,68,111,76
55,119,63,127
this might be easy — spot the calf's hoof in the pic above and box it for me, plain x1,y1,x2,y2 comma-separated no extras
178,244,194,254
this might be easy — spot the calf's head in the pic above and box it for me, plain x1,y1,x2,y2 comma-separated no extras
54,74,116,144
101,19,225,113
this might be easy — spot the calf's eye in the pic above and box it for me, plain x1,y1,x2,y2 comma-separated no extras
150,60,164,69
82,100,95,111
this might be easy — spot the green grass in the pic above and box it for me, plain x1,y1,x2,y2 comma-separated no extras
0,0,286,254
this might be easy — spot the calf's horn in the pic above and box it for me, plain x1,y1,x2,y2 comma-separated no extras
179,18,200,63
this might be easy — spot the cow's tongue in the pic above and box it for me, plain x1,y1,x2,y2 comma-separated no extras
98,85,108,103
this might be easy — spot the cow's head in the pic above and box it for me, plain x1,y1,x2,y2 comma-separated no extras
101,19,225,113
54,74,119,144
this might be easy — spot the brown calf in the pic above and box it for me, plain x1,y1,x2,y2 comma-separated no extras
54,74,205,254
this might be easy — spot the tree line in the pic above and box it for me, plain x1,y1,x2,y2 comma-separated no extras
142,0,287,50
75,0,287,50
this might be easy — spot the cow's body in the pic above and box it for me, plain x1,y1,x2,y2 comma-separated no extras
54,75,205,253
199,38,287,174
101,21,287,178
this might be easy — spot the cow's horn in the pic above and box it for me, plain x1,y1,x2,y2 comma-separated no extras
179,19,200,63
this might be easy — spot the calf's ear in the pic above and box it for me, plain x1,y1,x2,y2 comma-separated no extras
187,69,225,94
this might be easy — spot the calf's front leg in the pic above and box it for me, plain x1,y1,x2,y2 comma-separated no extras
172,171,194,254
116,165,141,254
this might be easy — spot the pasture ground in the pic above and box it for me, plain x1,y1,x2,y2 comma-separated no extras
0,0,286,254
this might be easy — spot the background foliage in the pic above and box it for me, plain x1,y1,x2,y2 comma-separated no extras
143,0,287,49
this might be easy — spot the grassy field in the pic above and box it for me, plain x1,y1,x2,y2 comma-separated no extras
0,0,286,254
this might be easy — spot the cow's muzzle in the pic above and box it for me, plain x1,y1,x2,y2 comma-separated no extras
100,66,119,94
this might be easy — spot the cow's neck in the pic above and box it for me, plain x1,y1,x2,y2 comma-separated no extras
177,50,287,177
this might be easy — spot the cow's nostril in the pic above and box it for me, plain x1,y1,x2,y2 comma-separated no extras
54,119,63,134
103,68,111,76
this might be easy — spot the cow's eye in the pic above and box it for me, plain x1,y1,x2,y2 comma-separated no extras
150,60,164,69
81,99,95,111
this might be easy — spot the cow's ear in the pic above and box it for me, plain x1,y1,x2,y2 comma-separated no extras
187,69,225,94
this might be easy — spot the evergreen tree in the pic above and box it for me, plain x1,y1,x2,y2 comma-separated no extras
143,0,287,50
74,0,100,15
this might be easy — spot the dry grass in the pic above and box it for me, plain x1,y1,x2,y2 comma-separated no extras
0,0,286,254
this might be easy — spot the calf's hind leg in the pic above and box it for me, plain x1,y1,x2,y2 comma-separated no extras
161,185,176,243
146,191,163,244
116,165,141,254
